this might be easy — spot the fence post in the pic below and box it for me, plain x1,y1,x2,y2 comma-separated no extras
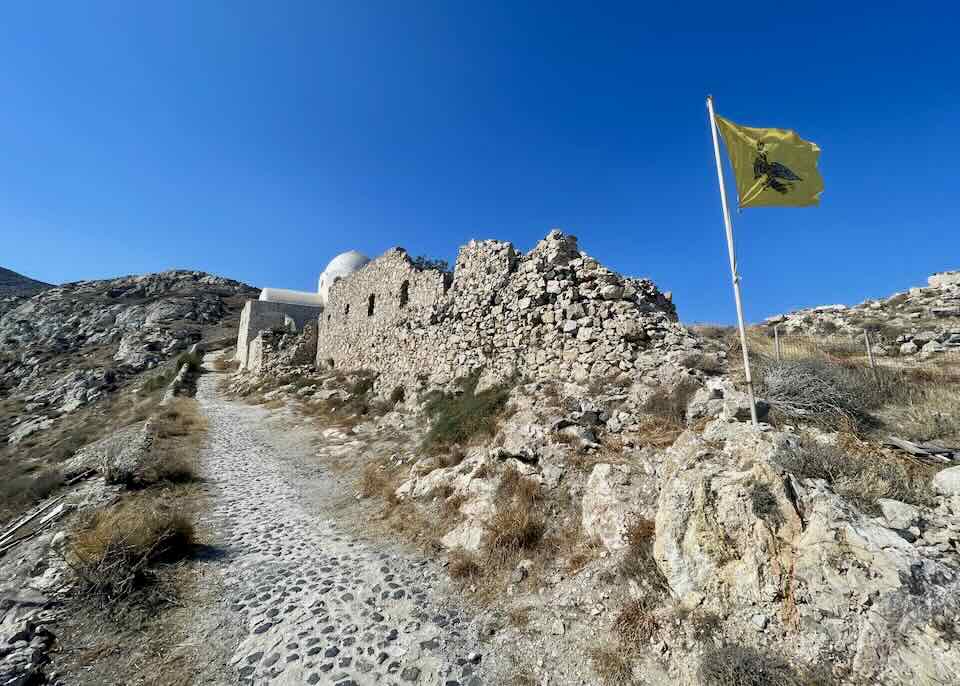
774,325,781,361
864,329,880,386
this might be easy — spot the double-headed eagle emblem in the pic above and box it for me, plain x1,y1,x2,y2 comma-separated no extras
753,141,802,194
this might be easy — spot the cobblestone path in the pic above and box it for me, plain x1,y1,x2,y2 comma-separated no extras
196,369,489,686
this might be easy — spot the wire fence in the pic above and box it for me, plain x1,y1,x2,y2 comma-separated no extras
764,327,960,376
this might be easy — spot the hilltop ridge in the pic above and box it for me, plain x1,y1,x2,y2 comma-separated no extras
0,265,52,297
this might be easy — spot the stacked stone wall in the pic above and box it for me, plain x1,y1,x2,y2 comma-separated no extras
236,300,322,369
315,231,697,391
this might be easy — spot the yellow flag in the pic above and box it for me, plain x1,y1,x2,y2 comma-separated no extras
715,115,824,208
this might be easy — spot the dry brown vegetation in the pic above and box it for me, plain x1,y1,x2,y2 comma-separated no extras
210,356,239,372
634,378,699,448
588,642,635,685
777,434,936,514
108,398,207,489
727,327,960,444
698,641,834,686
484,467,545,566
68,493,197,606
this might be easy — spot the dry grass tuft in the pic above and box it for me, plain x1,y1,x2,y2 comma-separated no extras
485,470,545,564
448,549,483,580
642,378,699,426
589,643,635,685
619,518,667,594
359,461,398,501
613,599,659,647
210,356,239,372
698,642,834,686
776,434,936,514
0,470,65,520
507,606,531,628
68,496,196,604
119,398,206,488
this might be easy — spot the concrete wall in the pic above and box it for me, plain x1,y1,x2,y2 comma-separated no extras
316,231,694,392
236,299,323,369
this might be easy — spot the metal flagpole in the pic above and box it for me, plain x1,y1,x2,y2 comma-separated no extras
706,95,759,426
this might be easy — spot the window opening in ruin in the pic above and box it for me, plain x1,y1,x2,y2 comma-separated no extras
367,294,375,316
345,304,350,317
399,280,409,308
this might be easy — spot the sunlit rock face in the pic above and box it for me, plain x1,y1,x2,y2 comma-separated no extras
318,251,371,306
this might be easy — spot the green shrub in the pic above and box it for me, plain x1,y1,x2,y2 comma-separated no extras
421,372,511,453
410,255,450,272
175,351,202,374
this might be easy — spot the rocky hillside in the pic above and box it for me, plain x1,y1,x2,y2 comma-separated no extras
763,270,960,357
0,266,51,297
0,270,256,519
0,266,52,321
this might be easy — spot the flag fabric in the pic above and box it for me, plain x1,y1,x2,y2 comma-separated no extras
715,115,824,208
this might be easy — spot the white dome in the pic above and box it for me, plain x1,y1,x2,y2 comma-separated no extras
318,250,370,304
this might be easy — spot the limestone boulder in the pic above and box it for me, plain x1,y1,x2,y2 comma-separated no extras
652,421,960,684
582,459,658,551
932,465,960,496
686,377,770,424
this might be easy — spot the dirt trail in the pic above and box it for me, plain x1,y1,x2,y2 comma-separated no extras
196,364,491,686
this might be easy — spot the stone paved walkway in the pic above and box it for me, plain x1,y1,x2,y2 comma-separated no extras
196,368,489,686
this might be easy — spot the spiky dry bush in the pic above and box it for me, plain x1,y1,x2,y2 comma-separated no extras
68,497,195,603
754,358,875,430
776,435,935,513
588,643,635,685
698,642,834,686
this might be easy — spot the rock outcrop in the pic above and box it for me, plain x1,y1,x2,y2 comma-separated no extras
654,419,960,684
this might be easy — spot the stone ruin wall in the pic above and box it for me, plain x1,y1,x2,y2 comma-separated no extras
236,300,323,370
315,230,697,393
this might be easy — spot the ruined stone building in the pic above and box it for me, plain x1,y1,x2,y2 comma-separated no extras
236,231,697,391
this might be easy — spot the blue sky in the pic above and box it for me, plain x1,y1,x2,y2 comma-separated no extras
2,2,957,323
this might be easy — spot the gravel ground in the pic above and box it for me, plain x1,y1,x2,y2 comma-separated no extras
196,364,494,686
